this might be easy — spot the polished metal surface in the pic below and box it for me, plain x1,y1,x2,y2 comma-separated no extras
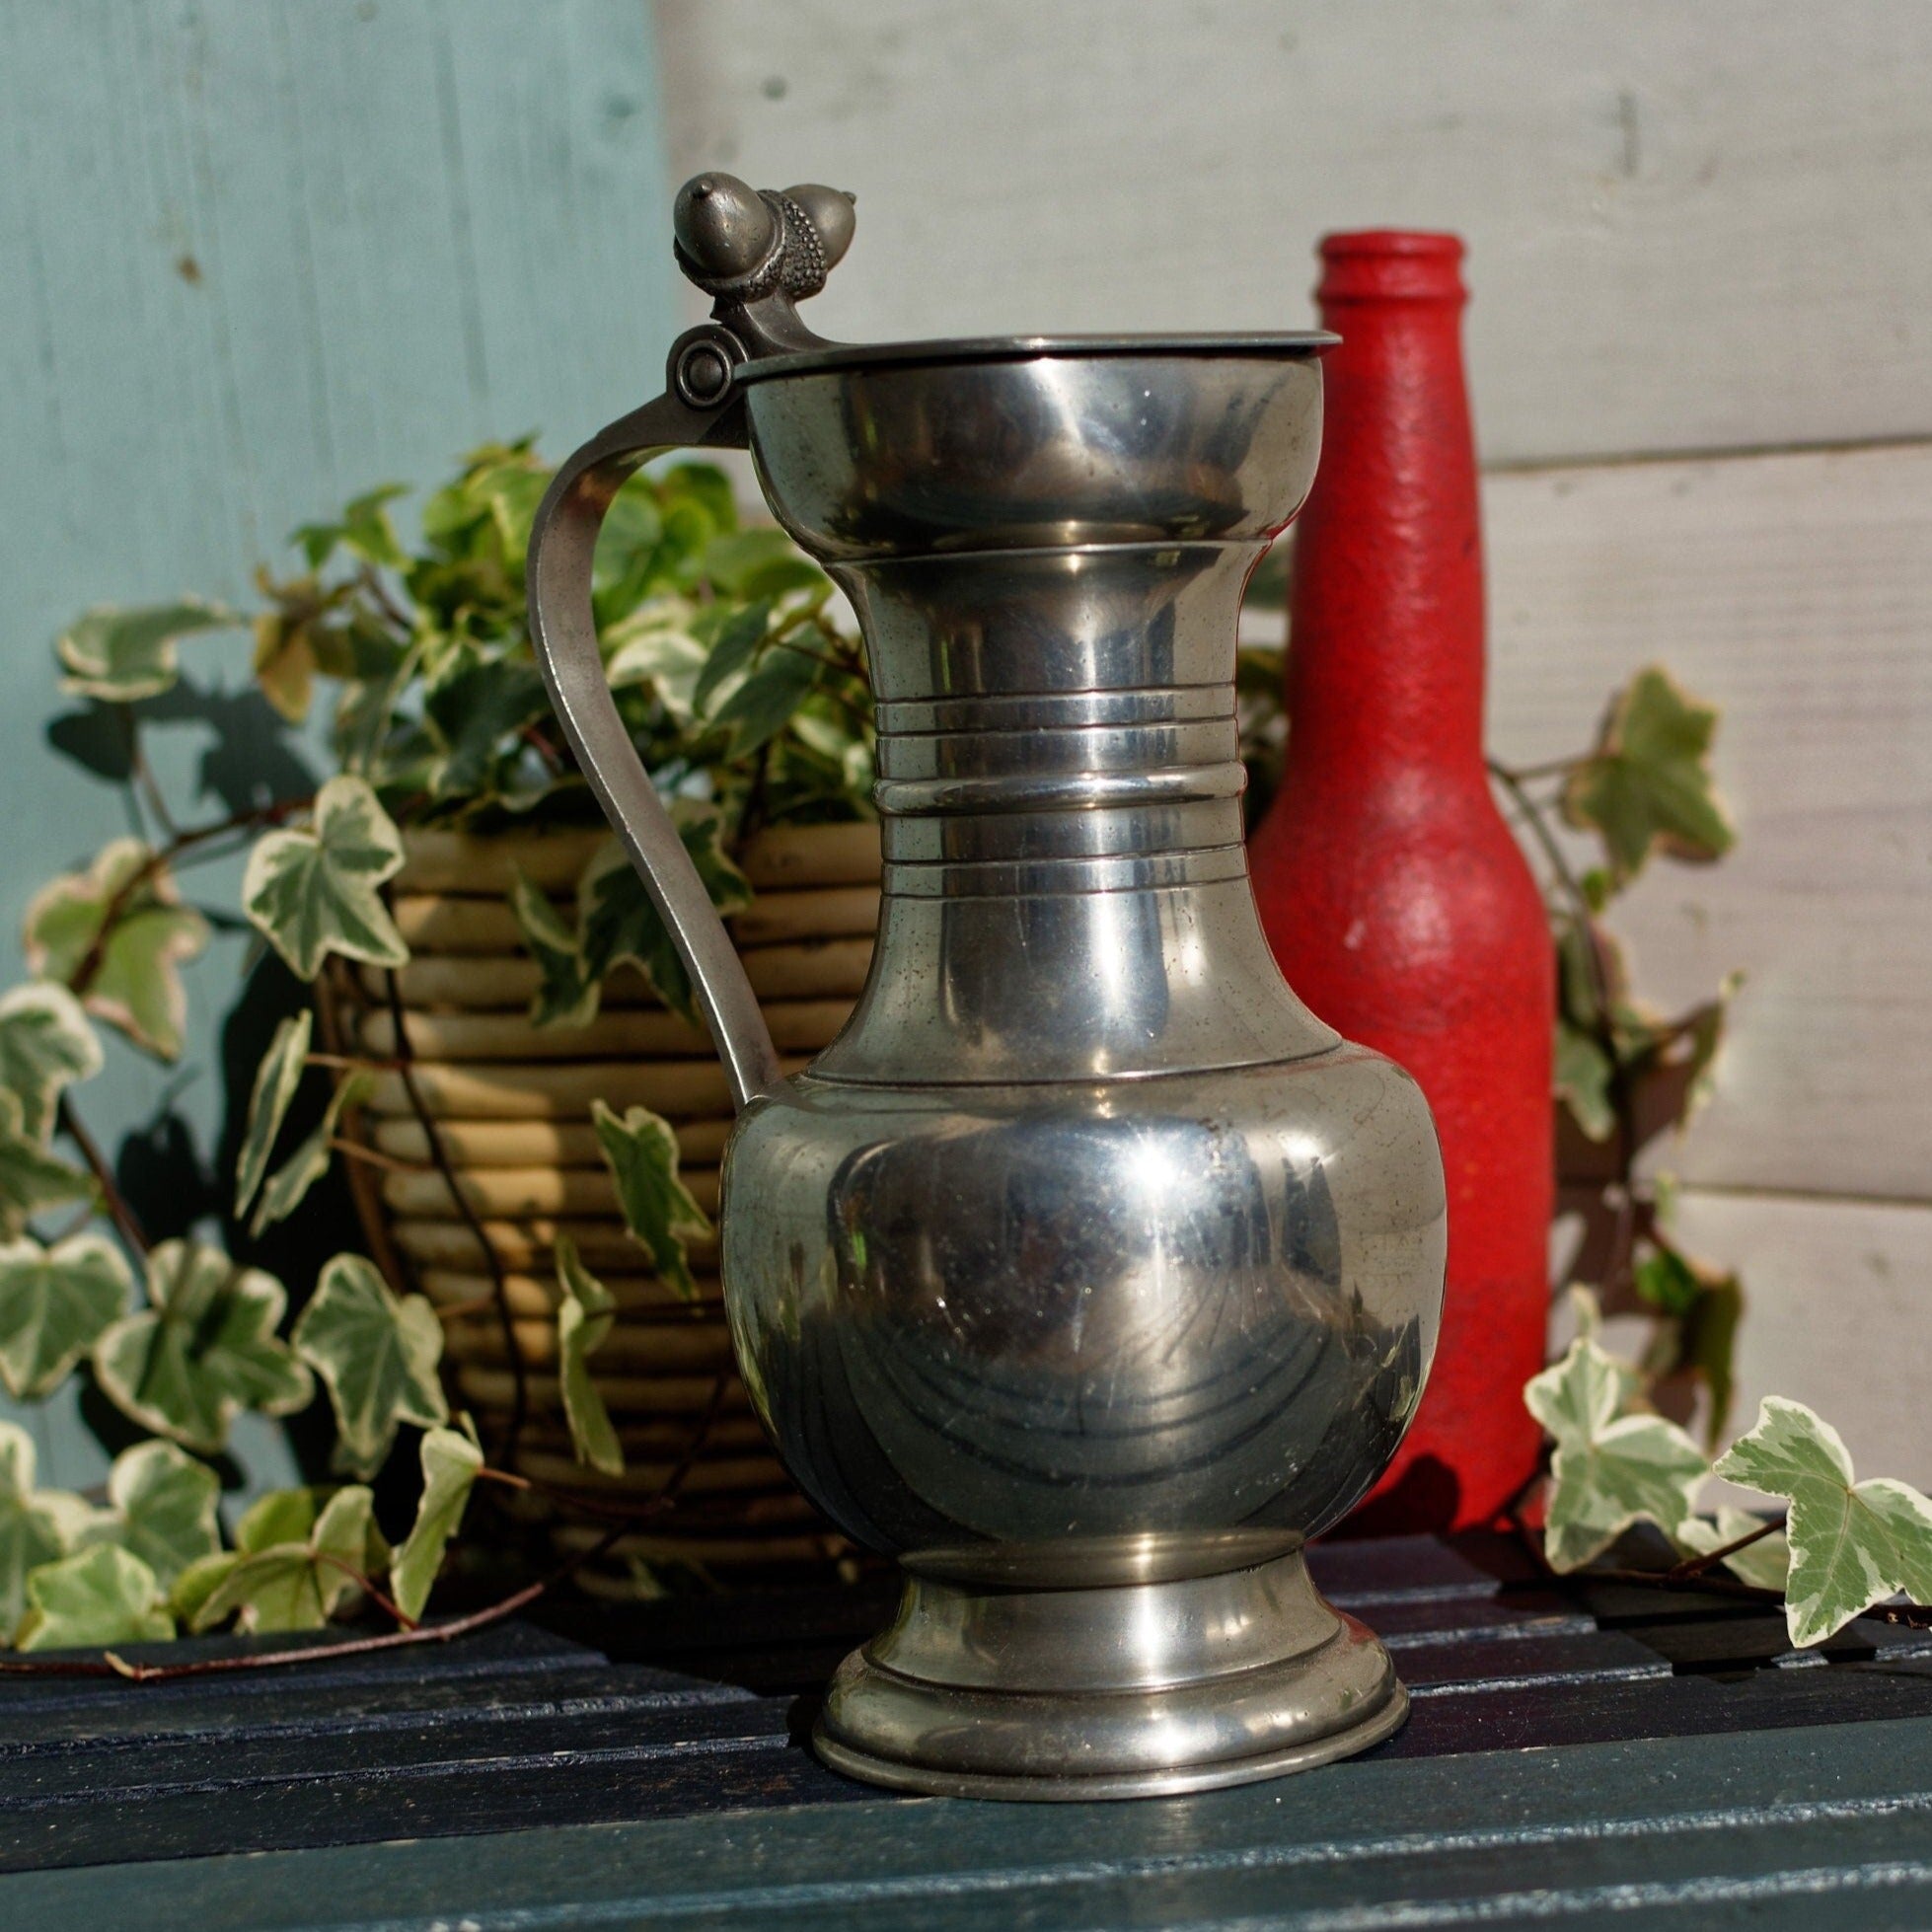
527,173,1448,1800
815,1551,1409,1800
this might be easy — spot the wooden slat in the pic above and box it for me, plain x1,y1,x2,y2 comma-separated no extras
1486,440,1932,1203
391,823,880,899
660,1,1932,466
360,998,853,1062
373,1114,731,1168
361,1058,810,1120
380,1161,719,1220
360,936,875,1009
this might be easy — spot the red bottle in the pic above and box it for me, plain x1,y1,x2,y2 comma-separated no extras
1250,232,1552,1532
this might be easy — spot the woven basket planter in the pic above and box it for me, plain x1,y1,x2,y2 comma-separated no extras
321,818,881,1584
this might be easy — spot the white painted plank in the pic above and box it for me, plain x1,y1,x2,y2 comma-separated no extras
1484,441,1932,1203
655,0,1932,466
1592,1188,1932,1492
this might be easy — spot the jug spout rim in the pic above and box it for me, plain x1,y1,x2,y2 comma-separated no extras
737,331,1340,385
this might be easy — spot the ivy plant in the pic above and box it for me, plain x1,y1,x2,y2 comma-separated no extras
0,445,842,1658
1524,1296,1932,1651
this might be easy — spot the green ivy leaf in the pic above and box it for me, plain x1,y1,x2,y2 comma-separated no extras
81,1440,222,1589
707,637,823,759
390,1427,483,1622
0,1421,87,1643
235,1010,313,1217
55,599,240,704
1679,972,1744,1123
1525,1335,1709,1570
422,642,552,799
0,1232,130,1399
292,1254,447,1478
692,599,775,715
574,813,751,1026
591,1101,710,1303
243,776,409,981
1678,1270,1745,1449
190,1484,379,1634
243,1487,327,1550
16,1544,174,1651
1553,1020,1615,1143
1676,1508,1792,1595
509,872,597,1030
1633,1247,1703,1318
1563,667,1736,884
93,1239,314,1455
0,1091,94,1240
24,840,210,1060
702,529,825,601
1715,1397,1932,1648
0,983,103,1141
555,1234,623,1476
249,1070,376,1236
291,483,409,571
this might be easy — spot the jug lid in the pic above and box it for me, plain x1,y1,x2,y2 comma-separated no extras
669,172,1337,395
738,332,1339,385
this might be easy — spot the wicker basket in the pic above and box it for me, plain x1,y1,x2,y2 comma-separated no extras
323,818,881,1584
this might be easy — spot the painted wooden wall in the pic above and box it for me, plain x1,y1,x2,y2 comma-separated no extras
0,0,677,1483
657,0,1932,1480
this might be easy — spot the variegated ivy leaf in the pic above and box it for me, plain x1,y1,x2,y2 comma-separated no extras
1524,1333,1710,1571
55,598,240,704
249,1070,376,1236
602,596,708,721
243,775,409,981
190,1484,381,1634
78,1440,222,1589
92,1240,314,1455
16,1543,174,1652
591,1102,710,1303
0,1420,89,1644
1716,1397,1932,1649
0,983,103,1141
571,814,751,1026
1563,666,1736,885
24,839,210,1060
1553,1019,1615,1144
0,1090,94,1240
235,1010,313,1217
390,1426,482,1622
292,1254,447,1477
555,1234,623,1476
1676,1507,1793,1596
0,1232,130,1400
509,871,598,1030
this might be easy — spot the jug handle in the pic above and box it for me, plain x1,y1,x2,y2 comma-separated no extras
525,380,783,1113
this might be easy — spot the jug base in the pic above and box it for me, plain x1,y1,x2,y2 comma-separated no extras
811,1548,1408,1801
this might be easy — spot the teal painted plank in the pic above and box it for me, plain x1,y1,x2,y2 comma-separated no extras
0,0,676,1487
7,1715,1932,1930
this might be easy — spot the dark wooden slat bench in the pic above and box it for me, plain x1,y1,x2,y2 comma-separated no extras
3,1533,1929,1928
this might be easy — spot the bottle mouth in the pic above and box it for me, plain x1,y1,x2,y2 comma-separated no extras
1316,231,1466,304
738,331,1340,385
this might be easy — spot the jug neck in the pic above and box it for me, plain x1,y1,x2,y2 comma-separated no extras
806,540,1338,1087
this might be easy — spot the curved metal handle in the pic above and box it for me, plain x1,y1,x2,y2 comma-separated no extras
526,387,782,1112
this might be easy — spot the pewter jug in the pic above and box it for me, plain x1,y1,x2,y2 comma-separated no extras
527,176,1447,1800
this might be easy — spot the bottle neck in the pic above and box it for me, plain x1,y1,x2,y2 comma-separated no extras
1285,234,1486,780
